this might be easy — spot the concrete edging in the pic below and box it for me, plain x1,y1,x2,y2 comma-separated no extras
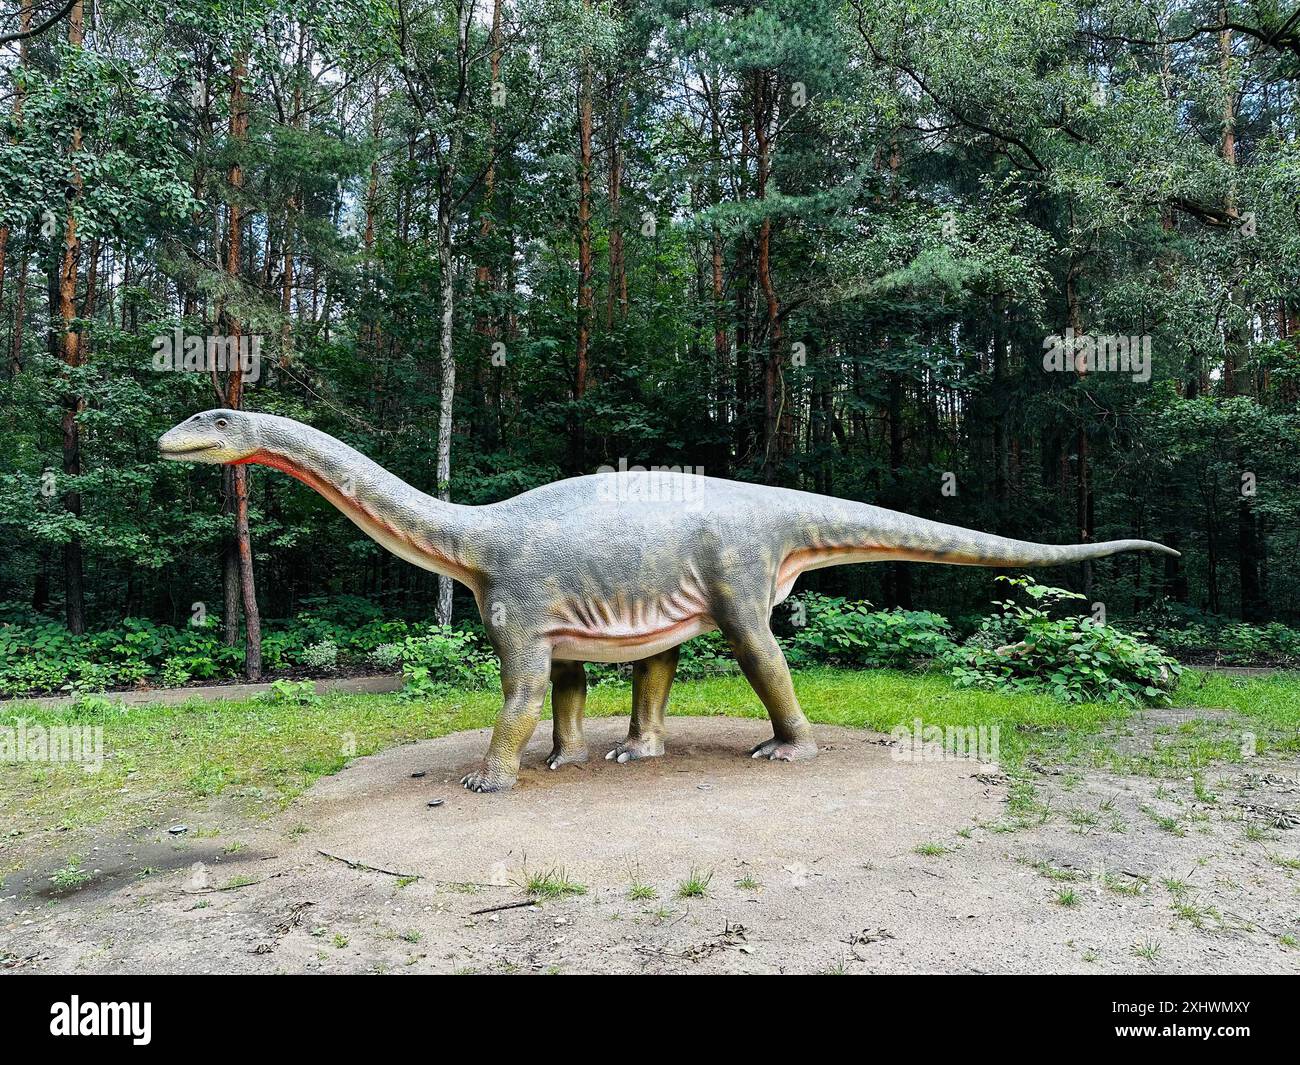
1,673,404,711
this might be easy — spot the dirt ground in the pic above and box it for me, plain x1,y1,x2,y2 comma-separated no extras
3,712,1298,974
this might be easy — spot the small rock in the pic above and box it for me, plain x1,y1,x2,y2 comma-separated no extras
426,799,445,808
411,771,427,779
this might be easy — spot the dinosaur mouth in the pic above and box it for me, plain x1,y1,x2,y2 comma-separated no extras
160,442,219,459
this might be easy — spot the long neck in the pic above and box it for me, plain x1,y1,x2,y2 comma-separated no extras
236,417,485,588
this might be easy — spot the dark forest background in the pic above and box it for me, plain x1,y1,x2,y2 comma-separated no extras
1,0,1298,677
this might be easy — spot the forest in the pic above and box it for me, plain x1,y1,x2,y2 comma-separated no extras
0,0,1298,686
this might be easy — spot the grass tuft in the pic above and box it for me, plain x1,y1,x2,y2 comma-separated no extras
676,867,713,898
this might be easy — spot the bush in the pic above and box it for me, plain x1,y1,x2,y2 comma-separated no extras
300,639,340,672
675,630,735,678
368,642,405,671
1130,613,1300,667
785,593,957,669
398,626,500,698
259,679,321,706
949,577,1181,706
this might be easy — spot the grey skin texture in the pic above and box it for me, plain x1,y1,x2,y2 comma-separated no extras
160,409,1179,792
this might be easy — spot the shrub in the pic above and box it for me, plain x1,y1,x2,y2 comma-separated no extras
675,630,735,678
160,657,193,688
300,639,340,672
949,577,1181,705
1123,607,1300,667
399,626,500,698
368,642,405,671
785,593,957,669
260,679,321,706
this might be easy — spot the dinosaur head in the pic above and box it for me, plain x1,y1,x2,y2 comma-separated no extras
159,409,261,465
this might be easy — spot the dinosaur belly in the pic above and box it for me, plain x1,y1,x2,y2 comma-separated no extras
551,615,717,663
548,587,714,663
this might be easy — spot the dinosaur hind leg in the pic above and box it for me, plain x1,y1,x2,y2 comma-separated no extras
607,645,679,763
720,619,817,762
546,659,589,770
462,643,551,793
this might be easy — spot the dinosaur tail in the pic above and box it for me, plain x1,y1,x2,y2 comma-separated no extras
849,513,1180,568
794,505,1180,571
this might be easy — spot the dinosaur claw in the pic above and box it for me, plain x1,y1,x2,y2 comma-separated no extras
606,736,665,764
546,747,588,771
748,737,819,762
460,766,516,792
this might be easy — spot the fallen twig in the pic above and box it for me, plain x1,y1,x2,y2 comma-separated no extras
317,849,421,880
468,898,537,916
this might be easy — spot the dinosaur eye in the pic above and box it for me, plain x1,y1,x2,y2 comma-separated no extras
215,418,229,428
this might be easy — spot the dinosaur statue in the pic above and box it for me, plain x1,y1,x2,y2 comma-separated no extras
160,410,1177,792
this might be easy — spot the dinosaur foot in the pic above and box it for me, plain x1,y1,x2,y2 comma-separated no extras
545,745,589,771
749,737,819,762
460,764,517,793
605,734,665,763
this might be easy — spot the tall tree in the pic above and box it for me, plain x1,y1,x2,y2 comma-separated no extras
57,0,86,634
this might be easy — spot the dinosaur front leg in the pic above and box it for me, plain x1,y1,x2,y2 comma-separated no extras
720,620,817,762
546,659,589,770
461,644,551,793
606,645,679,763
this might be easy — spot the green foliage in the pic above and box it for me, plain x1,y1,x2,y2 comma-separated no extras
0,606,418,696
674,630,735,679
949,578,1182,706
1126,607,1300,668
396,626,501,698
300,640,340,672
785,593,957,669
260,680,321,706
1,0,1297,661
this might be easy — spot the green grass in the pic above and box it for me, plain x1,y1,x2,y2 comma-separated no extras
2,667,1295,879
1130,939,1162,962
676,867,713,898
524,867,587,900
48,856,92,890
1032,860,1084,882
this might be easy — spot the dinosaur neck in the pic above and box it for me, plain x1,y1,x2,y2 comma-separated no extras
234,419,483,587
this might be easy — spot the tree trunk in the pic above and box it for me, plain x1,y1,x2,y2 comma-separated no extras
10,239,27,374
428,0,475,626
223,48,262,680
58,1,86,635
572,7,594,474
1066,251,1092,599
753,70,784,480
473,0,502,446
886,370,911,608
435,174,456,625
605,67,626,328
0,0,32,326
